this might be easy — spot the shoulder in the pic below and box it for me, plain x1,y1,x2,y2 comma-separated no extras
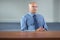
21,13,29,20
23,14,29,18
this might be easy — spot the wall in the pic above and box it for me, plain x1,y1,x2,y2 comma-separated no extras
53,0,60,22
0,0,54,22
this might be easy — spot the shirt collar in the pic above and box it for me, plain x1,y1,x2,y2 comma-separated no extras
28,12,37,17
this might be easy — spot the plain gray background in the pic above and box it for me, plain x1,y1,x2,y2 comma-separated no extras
0,0,60,22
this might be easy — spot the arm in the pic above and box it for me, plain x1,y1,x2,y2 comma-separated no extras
43,18,48,31
36,16,48,31
20,16,27,31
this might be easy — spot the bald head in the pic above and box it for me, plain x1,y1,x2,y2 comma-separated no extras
29,2,37,5
28,2,38,14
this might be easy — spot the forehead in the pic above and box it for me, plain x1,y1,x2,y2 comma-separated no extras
29,2,37,6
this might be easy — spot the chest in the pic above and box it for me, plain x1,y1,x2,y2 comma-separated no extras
26,15,43,25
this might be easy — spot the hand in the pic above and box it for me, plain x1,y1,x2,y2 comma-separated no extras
36,27,46,32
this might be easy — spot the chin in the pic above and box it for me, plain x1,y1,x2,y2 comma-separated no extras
32,12,37,13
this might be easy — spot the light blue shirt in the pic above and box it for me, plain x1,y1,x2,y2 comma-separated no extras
20,12,48,31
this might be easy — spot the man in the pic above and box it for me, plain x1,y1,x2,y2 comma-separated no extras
20,2,48,31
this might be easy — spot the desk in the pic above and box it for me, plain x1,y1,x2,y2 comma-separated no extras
0,31,60,40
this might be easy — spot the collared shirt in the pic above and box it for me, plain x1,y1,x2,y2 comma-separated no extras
20,12,48,31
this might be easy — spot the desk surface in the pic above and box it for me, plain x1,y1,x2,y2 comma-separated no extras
0,31,60,38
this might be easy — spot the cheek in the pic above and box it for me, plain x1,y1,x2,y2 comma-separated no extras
33,8,38,10
31,7,38,11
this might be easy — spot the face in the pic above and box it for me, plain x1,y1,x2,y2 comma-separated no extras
29,2,38,13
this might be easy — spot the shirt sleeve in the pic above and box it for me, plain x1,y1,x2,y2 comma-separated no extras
20,16,27,31
43,18,48,31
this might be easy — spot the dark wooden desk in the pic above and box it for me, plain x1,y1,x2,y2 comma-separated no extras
0,31,60,40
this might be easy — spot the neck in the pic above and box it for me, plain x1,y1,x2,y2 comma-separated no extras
29,12,36,14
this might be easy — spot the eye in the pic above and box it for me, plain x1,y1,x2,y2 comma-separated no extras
32,6,37,8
